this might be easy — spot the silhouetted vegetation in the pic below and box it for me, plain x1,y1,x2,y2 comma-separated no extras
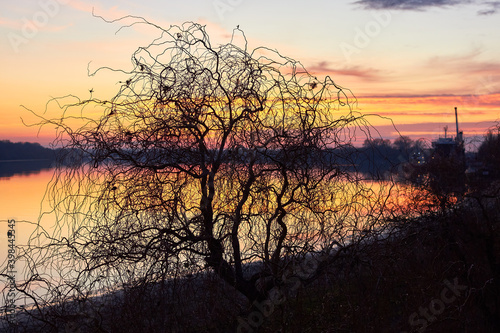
258,190,500,332
10,20,395,331
477,125,500,177
0,141,84,177
0,160,54,178
0,134,429,180
354,136,426,179
0,140,56,161
3,19,500,333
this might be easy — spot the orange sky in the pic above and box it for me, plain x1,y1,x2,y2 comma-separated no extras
1,0,499,147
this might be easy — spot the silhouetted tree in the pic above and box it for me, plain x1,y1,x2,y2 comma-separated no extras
15,20,399,331
405,136,465,209
478,125,500,177
360,138,399,178
392,136,413,155
0,140,56,160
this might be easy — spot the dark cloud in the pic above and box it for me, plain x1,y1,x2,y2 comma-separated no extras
353,0,470,10
353,0,500,14
478,1,500,14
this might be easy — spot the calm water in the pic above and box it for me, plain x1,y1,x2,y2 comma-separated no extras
0,161,418,309
1,163,57,307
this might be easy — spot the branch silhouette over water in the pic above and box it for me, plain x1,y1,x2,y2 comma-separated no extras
5,19,425,332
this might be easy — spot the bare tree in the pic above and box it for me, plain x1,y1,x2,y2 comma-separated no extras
15,19,401,330
478,123,500,177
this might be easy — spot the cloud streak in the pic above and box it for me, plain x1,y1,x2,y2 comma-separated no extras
354,0,471,10
374,120,497,137
478,1,500,14
354,0,500,14
307,61,383,80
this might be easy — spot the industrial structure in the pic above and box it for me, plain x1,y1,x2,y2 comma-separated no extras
431,107,465,159
427,107,466,195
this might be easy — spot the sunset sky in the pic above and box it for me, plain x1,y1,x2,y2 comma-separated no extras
1,0,499,148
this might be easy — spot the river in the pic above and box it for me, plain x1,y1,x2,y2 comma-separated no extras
0,160,423,310
0,162,57,309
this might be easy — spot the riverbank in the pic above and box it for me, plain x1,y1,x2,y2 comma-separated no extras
3,187,499,332
259,190,500,332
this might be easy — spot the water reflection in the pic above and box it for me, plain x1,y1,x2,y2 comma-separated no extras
0,163,431,311
1,168,56,308
0,160,55,178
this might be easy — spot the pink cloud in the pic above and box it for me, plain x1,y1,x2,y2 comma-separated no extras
359,93,500,108
426,52,500,77
420,51,500,94
0,17,21,29
307,61,382,80
372,121,499,141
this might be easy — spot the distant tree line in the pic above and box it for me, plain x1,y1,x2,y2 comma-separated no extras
0,140,57,160
354,136,427,179
0,137,425,177
2,131,496,180
477,126,500,177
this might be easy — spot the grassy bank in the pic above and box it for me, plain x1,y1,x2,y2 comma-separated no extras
257,192,500,332
4,187,500,332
